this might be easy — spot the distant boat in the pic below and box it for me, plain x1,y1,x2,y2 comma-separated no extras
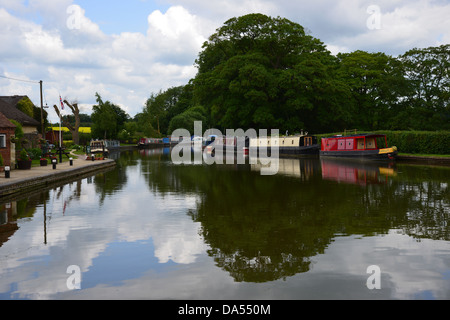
320,133,398,161
86,140,109,159
191,136,204,148
89,140,108,154
138,138,163,149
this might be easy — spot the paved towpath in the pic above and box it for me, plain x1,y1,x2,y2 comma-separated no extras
0,157,116,197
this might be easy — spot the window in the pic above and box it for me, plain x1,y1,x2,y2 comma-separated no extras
356,138,365,150
0,134,6,148
346,139,354,150
366,138,375,149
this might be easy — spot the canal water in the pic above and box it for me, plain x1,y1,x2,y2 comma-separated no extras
0,148,449,300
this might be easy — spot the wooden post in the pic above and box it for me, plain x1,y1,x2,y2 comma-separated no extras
40,80,45,136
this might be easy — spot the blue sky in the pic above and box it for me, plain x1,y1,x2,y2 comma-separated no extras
0,0,449,122
74,0,170,34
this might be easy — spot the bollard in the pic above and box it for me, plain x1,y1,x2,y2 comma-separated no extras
52,159,57,170
69,158,73,166
5,166,10,179
91,154,95,161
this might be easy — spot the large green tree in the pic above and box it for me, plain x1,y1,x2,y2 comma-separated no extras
193,13,350,133
337,51,409,130
91,93,129,139
400,44,450,130
141,85,194,136
17,96,48,134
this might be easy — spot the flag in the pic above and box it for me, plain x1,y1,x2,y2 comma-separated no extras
60,96,64,110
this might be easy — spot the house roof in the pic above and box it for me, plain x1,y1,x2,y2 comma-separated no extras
0,96,40,127
0,111,16,128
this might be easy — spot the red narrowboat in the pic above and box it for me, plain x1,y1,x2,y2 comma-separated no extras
320,134,398,160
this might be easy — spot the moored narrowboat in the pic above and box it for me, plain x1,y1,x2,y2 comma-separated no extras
320,133,397,160
205,135,250,154
249,134,320,156
138,138,163,149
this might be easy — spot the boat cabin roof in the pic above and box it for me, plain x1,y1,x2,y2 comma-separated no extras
324,133,386,139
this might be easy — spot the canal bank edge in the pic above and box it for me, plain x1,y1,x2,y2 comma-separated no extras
397,154,450,165
0,159,116,198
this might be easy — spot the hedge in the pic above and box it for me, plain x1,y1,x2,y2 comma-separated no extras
317,130,450,155
382,131,450,155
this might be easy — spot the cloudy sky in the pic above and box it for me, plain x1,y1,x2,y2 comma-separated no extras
1,0,449,123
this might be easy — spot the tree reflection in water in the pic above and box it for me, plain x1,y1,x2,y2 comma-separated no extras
2,149,448,284
139,149,450,282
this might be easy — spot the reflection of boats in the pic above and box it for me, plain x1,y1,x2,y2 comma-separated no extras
321,158,396,185
250,133,320,156
250,156,320,180
320,133,397,160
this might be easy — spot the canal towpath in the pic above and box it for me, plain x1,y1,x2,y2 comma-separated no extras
0,157,116,199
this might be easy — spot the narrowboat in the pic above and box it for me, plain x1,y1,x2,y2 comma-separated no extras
86,140,109,159
249,134,320,156
320,134,397,160
205,135,250,154
138,138,163,149
89,140,108,154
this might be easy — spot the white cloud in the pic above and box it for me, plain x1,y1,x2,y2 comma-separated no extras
278,0,450,55
0,3,209,122
146,6,210,64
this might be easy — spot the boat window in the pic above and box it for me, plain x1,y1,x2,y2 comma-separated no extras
346,139,354,150
366,138,375,149
357,138,365,150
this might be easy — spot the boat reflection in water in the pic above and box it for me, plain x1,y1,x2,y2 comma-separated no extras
249,155,396,185
321,158,396,185
250,156,320,181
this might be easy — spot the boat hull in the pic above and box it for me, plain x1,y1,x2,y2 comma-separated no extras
279,144,320,155
320,148,398,161
249,144,320,156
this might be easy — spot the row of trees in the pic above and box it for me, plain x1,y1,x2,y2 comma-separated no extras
138,13,449,136
59,13,449,141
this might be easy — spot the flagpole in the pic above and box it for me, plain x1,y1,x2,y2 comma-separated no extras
59,114,62,149
58,95,64,163
59,97,62,149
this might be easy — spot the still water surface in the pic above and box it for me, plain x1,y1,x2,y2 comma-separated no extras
0,148,449,300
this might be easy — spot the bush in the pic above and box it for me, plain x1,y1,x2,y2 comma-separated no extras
28,148,43,160
19,149,30,161
79,133,92,146
382,131,450,155
63,141,74,149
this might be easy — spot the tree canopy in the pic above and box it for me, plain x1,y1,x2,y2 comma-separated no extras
140,14,450,136
193,13,352,133
91,93,130,140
